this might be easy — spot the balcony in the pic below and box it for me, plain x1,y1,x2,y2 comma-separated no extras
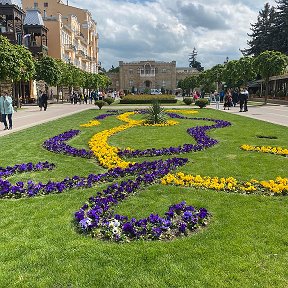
82,55,89,62
29,44,48,58
76,49,85,58
64,44,76,52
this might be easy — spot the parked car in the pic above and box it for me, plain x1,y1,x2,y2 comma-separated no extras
150,89,162,95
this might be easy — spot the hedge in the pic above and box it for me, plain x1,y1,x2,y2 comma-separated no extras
119,94,177,104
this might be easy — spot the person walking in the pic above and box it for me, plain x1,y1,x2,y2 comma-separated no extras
38,91,43,111
0,92,14,130
243,87,249,112
239,88,245,112
232,89,239,107
41,90,48,111
223,90,232,110
214,90,220,110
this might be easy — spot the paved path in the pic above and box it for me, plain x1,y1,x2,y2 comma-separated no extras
0,101,287,138
209,101,288,127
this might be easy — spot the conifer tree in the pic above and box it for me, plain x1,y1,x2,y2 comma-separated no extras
242,3,276,56
273,0,288,54
189,47,204,71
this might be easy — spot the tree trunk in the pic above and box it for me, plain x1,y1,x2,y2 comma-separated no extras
264,78,269,104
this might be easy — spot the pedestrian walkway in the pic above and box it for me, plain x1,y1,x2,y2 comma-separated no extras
209,102,288,127
0,103,95,137
0,101,287,138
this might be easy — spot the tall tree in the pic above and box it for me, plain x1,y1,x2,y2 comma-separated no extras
0,35,22,82
273,0,288,54
35,56,61,88
209,64,224,91
189,47,204,71
242,3,276,56
253,50,288,103
197,70,216,93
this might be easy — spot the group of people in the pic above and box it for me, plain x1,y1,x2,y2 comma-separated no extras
0,92,14,130
70,92,89,105
213,88,249,112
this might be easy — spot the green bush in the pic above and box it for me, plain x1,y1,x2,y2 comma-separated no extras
94,100,106,109
119,94,177,104
144,100,168,124
103,97,115,105
183,97,193,105
195,98,209,108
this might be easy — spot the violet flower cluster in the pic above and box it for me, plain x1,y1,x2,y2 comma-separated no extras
0,158,187,199
94,111,118,120
43,129,93,158
118,114,231,158
0,161,55,178
74,157,209,242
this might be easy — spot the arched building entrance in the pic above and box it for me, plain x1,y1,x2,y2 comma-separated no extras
144,80,152,88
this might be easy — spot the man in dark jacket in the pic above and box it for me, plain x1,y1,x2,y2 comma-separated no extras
41,91,48,111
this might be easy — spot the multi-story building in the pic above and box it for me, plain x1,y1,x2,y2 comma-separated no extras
22,0,99,73
107,60,199,93
0,0,24,45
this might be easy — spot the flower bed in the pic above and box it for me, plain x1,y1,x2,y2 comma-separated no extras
74,157,209,242
118,114,231,158
161,172,288,195
0,159,184,198
43,130,93,158
241,144,288,157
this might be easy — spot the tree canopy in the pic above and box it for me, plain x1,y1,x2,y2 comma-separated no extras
242,2,288,56
253,50,288,102
189,48,204,72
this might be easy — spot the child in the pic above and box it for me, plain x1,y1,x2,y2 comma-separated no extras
223,91,232,110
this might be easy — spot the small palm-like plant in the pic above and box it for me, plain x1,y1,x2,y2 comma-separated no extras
145,100,168,124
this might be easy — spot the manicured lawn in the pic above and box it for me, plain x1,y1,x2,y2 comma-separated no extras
0,107,287,287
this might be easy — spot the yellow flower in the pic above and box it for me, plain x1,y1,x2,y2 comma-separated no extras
240,144,288,156
166,109,199,115
80,120,101,127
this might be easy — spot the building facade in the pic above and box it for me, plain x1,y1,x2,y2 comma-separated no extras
22,0,99,73
107,60,199,93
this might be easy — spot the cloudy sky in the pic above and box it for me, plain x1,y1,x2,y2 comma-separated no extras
17,0,277,70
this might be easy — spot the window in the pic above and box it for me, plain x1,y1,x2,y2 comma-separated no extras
162,69,166,73
44,2,48,7
129,69,133,75
129,80,133,87
34,2,38,8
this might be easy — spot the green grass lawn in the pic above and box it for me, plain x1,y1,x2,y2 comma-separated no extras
0,107,287,287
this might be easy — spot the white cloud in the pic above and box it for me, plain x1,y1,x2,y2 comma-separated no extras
14,0,277,70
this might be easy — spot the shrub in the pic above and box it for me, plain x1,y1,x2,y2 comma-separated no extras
119,94,177,104
183,98,193,105
94,100,106,109
195,99,209,108
103,97,115,105
144,100,168,124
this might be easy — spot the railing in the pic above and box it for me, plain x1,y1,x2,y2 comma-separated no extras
64,44,76,51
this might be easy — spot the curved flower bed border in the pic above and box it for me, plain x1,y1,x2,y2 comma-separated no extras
74,157,210,242
161,173,288,195
43,129,93,159
80,120,100,127
118,114,231,158
241,144,288,157
0,158,187,199
0,161,55,178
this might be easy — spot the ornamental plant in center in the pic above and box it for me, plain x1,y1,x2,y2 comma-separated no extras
144,100,168,124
